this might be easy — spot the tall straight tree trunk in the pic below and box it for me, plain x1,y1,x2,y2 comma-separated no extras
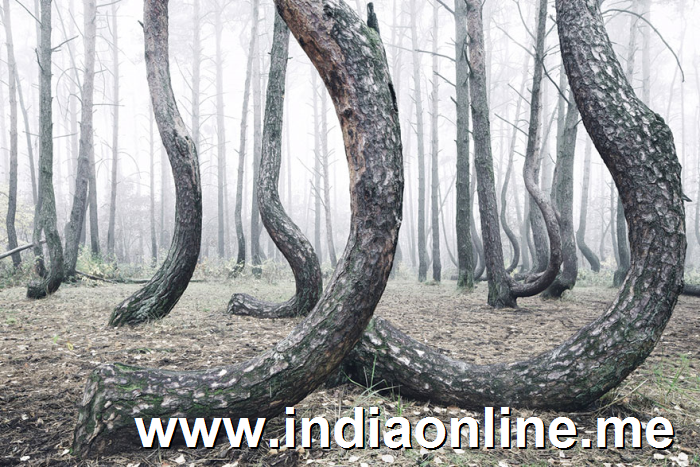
410,0,428,282
191,0,201,161
429,0,441,282
312,73,323,263
215,4,227,260
321,90,337,267
28,0,63,299
64,0,97,276
454,0,473,289
234,1,257,276
73,0,402,454
227,12,322,319
149,106,157,267
106,4,119,258
250,17,264,278
108,0,202,326
2,0,20,267
15,69,37,206
342,0,685,413
576,137,600,271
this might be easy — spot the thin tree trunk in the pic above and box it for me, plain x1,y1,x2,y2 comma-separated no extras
321,90,337,267
28,0,63,299
542,87,579,298
106,4,119,258
108,0,202,326
342,0,685,412
429,0,441,282
410,0,428,282
576,137,601,271
214,3,227,260
227,12,322,319
73,0,402,454
233,0,257,276
15,67,37,206
149,106,157,267
312,73,323,264
2,0,20,267
250,18,264,278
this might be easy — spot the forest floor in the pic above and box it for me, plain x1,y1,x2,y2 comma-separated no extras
1,274,700,466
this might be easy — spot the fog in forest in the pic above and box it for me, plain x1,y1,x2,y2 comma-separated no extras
0,0,698,280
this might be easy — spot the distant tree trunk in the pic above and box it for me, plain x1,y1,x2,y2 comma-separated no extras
543,87,579,298
640,0,651,106
454,0,474,291
312,73,323,264
64,0,96,277
429,0,441,282
215,4,227,260
410,0,428,282
342,0,685,413
149,106,157,267
27,0,63,299
87,143,100,256
106,4,119,258
107,0,202,326
250,15,264,278
233,0,257,276
500,58,528,274
2,0,21,267
321,90,337,268
227,12,322,319
576,137,600,271
72,0,402,455
15,68,37,207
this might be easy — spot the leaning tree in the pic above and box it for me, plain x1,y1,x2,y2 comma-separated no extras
340,0,685,410
226,11,322,319
73,0,402,455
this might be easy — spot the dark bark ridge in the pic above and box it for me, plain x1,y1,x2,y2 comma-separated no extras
72,0,402,456
227,12,323,319
107,0,202,326
341,0,685,411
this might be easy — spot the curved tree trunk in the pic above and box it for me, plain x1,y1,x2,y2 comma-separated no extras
27,0,64,299
107,0,202,326
227,11,322,319
72,0,402,456
543,89,579,298
342,0,685,411
233,0,258,277
576,137,601,271
64,0,97,278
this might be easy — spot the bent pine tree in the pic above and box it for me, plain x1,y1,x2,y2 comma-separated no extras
340,0,685,411
72,0,402,456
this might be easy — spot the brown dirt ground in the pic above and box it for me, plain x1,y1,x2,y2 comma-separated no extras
1,277,700,466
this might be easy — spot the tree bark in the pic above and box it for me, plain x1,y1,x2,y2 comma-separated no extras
149,106,157,267
27,0,64,299
63,0,96,277
106,3,120,258
342,0,685,412
72,0,402,455
312,73,323,264
107,0,202,326
576,137,601,271
233,0,258,276
429,0,441,282
410,0,428,282
2,0,21,267
227,11,322,319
